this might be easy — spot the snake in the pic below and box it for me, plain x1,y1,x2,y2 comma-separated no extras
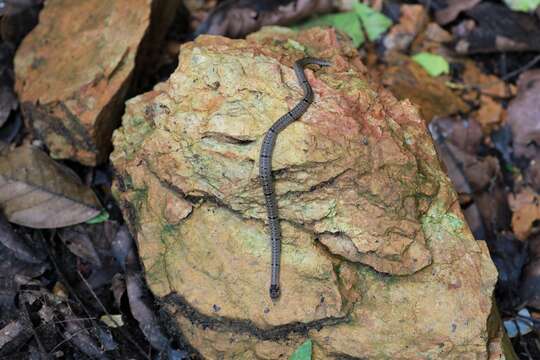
259,57,331,300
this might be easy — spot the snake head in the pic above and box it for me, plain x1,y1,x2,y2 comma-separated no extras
269,285,281,300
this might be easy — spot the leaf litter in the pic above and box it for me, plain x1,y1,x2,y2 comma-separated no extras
0,146,102,228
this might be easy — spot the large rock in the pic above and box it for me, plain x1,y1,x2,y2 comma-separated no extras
15,0,181,166
111,27,504,358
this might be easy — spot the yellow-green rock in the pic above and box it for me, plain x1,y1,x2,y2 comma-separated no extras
111,27,504,359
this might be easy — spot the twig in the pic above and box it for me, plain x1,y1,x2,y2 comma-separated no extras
47,325,97,355
500,54,540,81
77,271,151,360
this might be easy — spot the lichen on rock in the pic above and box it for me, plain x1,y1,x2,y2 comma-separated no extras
112,27,502,358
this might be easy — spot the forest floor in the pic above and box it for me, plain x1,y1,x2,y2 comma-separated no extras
1,0,540,359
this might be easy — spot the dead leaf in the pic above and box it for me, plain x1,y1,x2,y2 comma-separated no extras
124,230,173,354
462,203,486,240
111,226,133,270
431,138,472,199
411,22,453,54
111,273,126,308
462,61,516,98
383,53,469,121
436,141,499,192
520,234,540,309
58,225,102,267
62,312,105,358
61,222,123,295
0,0,41,17
491,124,513,164
488,232,526,311
525,156,540,193
194,0,338,38
508,187,540,240
0,112,22,144
0,230,47,325
0,319,31,356
0,88,17,128
383,4,427,51
435,0,480,25
507,69,540,159
0,1,42,45
0,213,43,263
456,3,540,53
52,281,68,298
423,22,453,43
473,95,504,133
430,117,483,154
0,146,101,228
476,187,512,238
126,271,169,352
430,117,510,239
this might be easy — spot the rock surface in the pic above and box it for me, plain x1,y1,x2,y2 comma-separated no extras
112,27,503,358
15,0,181,166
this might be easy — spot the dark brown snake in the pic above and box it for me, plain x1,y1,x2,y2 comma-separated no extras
259,57,331,300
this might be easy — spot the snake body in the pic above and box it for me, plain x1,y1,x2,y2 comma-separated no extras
259,57,330,300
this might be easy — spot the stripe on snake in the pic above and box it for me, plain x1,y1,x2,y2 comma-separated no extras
259,57,331,300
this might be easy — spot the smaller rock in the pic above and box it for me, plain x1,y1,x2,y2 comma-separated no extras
15,0,181,165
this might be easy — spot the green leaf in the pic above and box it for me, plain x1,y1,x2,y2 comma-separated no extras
289,339,312,360
86,210,109,224
297,12,364,47
293,1,391,47
412,52,450,77
504,0,540,12
354,2,393,41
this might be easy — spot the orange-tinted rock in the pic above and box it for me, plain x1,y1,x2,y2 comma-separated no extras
112,27,504,358
15,0,181,165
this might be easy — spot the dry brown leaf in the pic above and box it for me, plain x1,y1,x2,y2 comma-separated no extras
462,61,516,98
508,187,540,241
383,4,427,51
411,22,453,54
473,95,504,133
507,69,540,160
0,88,17,128
435,0,480,25
457,3,540,54
58,225,102,266
430,117,509,239
0,213,43,263
0,146,101,228
194,0,338,38
525,156,540,193
519,234,540,309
